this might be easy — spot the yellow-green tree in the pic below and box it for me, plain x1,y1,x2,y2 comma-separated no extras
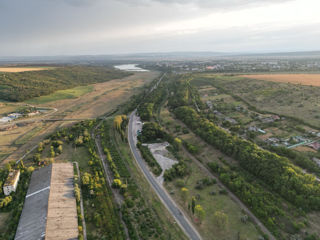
195,204,205,223
181,187,189,202
112,179,122,188
214,211,228,229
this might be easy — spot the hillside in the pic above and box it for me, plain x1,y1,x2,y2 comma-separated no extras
0,66,131,102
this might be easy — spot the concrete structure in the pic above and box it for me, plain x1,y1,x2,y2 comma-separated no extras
15,163,78,240
45,163,78,240
3,170,20,196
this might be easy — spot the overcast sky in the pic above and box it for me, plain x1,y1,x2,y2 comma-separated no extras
1,0,320,56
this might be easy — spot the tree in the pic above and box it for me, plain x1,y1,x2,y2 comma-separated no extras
195,204,205,223
57,145,63,154
82,172,91,185
191,196,196,214
214,211,228,229
174,137,182,150
33,153,41,163
5,163,11,172
74,183,81,202
38,142,44,152
181,187,189,202
50,146,55,157
112,179,122,188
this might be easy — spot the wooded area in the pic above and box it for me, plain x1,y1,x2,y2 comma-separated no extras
0,66,131,101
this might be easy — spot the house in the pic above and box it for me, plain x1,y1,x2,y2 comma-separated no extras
224,117,237,124
206,100,213,109
267,138,280,144
271,115,280,121
8,113,22,120
309,142,320,151
27,111,39,117
3,170,20,196
248,126,266,134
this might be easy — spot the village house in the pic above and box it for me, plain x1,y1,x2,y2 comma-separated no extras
27,111,39,117
3,170,20,196
248,126,266,134
308,142,320,151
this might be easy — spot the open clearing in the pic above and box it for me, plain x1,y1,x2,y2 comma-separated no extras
0,67,53,72
242,74,320,86
26,85,94,105
160,106,261,239
1,71,159,166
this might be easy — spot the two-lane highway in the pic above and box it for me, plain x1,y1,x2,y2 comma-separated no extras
128,110,202,240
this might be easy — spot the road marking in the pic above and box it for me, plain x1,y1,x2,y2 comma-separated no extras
26,186,50,198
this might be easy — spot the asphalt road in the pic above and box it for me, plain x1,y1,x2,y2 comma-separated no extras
128,110,202,240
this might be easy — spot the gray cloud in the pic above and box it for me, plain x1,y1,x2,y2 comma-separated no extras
0,0,317,56
119,0,292,9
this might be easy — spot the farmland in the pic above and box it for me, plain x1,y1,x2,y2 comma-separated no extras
0,67,54,72
26,85,94,105
242,74,320,86
197,74,320,128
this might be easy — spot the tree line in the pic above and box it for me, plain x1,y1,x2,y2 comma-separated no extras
174,105,320,211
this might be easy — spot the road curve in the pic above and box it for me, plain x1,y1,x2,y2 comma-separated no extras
128,110,202,240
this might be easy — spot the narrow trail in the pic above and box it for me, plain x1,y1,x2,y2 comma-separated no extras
182,146,276,240
73,161,87,240
92,118,130,240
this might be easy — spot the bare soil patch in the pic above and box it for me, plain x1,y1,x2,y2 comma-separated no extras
242,74,320,86
0,67,53,72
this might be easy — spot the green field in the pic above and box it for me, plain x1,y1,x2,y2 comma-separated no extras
26,85,94,105
194,74,320,128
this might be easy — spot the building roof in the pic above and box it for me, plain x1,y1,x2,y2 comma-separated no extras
4,170,20,187
45,163,78,240
15,165,52,240
14,163,78,240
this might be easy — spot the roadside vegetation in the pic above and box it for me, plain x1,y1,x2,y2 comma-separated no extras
163,74,320,239
0,162,32,240
135,75,264,239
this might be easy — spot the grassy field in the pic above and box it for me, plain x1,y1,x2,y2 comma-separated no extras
0,67,54,72
14,126,43,145
26,85,94,104
159,106,261,240
194,74,320,128
1,71,158,166
112,125,189,239
0,103,22,116
242,74,320,86
0,212,9,233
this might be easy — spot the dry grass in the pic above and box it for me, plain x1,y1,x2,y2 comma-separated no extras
0,71,159,166
242,74,320,86
0,67,53,72
294,145,317,153
160,107,261,239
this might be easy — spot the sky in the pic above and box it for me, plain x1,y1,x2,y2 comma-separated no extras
1,0,320,56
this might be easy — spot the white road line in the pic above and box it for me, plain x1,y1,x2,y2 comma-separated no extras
26,186,50,198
